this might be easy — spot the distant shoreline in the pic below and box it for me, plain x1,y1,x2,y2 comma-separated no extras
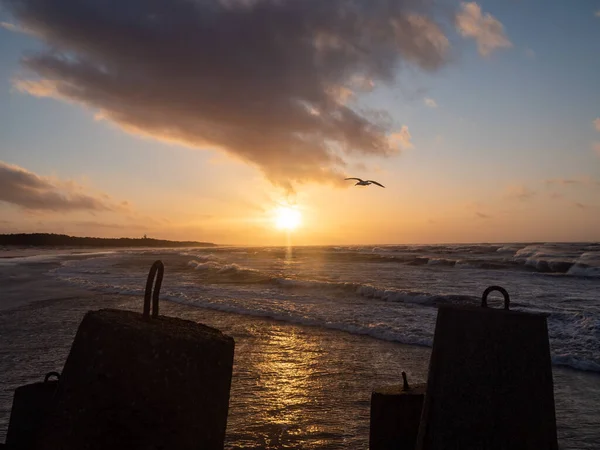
0,233,217,248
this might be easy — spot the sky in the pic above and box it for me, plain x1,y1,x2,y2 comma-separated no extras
0,0,599,246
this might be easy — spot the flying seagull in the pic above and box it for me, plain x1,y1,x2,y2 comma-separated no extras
345,178,385,188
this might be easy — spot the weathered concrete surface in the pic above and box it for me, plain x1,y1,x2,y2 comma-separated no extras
417,304,558,450
370,380,426,450
6,374,59,450
36,309,235,450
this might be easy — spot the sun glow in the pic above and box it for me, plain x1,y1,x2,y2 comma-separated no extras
274,206,302,231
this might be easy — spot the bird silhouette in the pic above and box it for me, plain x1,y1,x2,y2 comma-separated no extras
344,178,385,188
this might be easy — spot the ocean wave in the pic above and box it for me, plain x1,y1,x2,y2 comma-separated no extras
187,259,266,281
426,258,456,266
0,250,117,266
496,244,523,253
160,293,599,374
524,258,575,273
552,355,600,372
545,311,600,373
355,284,480,306
567,264,600,278
163,294,434,348
248,244,600,277
185,259,487,307
510,244,600,277
180,252,218,261
41,245,600,375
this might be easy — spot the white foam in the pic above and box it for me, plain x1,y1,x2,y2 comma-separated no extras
356,285,438,304
187,260,219,270
187,259,261,276
496,245,522,253
566,264,600,278
0,250,117,266
163,294,434,348
454,260,476,269
426,258,455,266
180,252,218,261
552,355,600,372
217,263,260,274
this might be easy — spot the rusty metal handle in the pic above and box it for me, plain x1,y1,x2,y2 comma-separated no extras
44,371,60,383
481,285,510,310
143,260,164,319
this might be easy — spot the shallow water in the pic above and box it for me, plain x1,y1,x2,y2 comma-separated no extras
1,245,599,448
11,243,598,372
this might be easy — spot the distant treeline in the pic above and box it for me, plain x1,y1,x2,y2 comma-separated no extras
0,233,216,248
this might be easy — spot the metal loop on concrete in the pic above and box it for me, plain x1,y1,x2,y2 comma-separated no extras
44,372,60,383
143,260,164,319
481,285,510,310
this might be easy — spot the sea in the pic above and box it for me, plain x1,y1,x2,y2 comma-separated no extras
1,242,599,449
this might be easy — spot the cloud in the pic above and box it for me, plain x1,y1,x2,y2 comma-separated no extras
545,178,582,187
389,126,414,150
0,20,38,35
594,142,600,157
574,202,586,209
456,2,512,56
545,176,600,188
505,185,535,201
0,160,129,212
1,21,19,31
424,97,438,108
594,118,600,132
4,0,451,193
596,10,600,18
475,211,491,219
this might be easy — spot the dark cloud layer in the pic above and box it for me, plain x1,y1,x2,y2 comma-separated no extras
3,0,450,190
0,160,125,212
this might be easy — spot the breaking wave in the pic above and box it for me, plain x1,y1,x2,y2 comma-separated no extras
199,243,600,277
14,241,600,373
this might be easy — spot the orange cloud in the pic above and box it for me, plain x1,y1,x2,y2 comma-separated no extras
389,126,413,150
14,79,58,97
456,2,512,56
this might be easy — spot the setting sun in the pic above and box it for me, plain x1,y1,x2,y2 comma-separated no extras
274,206,301,231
